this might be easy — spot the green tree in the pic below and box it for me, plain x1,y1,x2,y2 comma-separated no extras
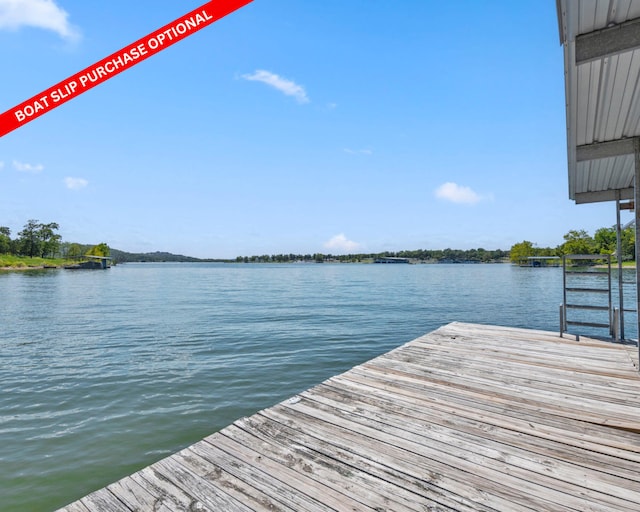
0,226,11,254
593,225,636,260
16,220,61,258
509,240,534,264
39,222,61,257
594,226,617,254
560,229,596,255
86,242,110,257
18,219,42,257
67,243,84,260
622,225,635,261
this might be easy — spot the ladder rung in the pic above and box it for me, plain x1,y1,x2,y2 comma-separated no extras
565,304,609,311
566,320,610,329
565,287,609,293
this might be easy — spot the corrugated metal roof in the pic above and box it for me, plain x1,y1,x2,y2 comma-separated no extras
559,0,640,203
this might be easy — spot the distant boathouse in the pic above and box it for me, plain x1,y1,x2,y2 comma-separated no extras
374,257,410,264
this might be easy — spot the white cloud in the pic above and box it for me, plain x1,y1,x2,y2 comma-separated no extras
64,177,88,190
435,182,483,205
0,161,4,170
242,70,309,104
343,148,373,155
0,0,79,40
13,160,44,173
324,233,361,253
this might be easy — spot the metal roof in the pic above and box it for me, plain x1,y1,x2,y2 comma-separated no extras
558,0,640,204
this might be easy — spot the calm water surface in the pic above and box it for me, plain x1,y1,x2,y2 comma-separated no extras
0,262,634,511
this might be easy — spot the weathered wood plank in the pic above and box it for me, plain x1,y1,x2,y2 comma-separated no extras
319,376,640,483
278,397,639,512
187,440,306,512
106,477,160,511
237,412,510,512
412,336,639,376
300,384,640,502
258,406,540,512
79,488,131,512
433,322,637,359
339,365,640,453
210,432,377,511
219,422,429,512
56,322,640,512
396,345,640,391
377,349,640,406
361,358,640,428
625,344,640,370
261,404,549,512
131,466,214,511
151,452,253,512
57,503,92,512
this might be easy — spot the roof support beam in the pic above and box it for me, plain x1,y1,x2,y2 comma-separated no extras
574,188,634,204
576,17,640,64
576,138,637,161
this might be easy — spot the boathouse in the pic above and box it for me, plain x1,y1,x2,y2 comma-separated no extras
64,256,111,270
523,256,561,267
373,257,410,264
558,0,640,350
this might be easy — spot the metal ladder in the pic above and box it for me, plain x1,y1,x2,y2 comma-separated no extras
560,254,619,340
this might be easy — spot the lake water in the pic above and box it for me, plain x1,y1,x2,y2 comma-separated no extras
0,262,636,511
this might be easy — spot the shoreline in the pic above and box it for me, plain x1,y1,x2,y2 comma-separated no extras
0,265,61,271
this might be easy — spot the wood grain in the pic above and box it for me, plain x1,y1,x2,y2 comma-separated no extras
57,322,640,511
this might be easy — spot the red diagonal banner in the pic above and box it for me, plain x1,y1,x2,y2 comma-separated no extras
0,0,253,138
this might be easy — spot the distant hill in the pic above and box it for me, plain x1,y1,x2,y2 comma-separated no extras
110,249,224,263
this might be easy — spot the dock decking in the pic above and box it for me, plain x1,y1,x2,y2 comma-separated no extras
58,322,640,511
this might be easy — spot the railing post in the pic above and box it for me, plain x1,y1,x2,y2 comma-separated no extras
616,195,625,340
634,138,640,368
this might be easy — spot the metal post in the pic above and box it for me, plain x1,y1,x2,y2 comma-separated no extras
616,195,625,340
634,138,640,365
559,303,564,337
562,255,567,334
607,255,613,335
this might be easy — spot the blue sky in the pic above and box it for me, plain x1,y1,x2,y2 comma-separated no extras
0,0,631,258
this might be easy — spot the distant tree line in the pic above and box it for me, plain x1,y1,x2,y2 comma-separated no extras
0,220,203,264
0,219,109,260
237,225,638,265
3,219,636,265
235,248,510,264
509,226,636,264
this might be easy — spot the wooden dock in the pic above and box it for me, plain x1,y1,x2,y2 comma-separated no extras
58,322,640,511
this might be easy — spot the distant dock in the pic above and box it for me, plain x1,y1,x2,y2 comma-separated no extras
374,256,410,264
64,255,111,270
58,322,640,511
521,256,561,267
